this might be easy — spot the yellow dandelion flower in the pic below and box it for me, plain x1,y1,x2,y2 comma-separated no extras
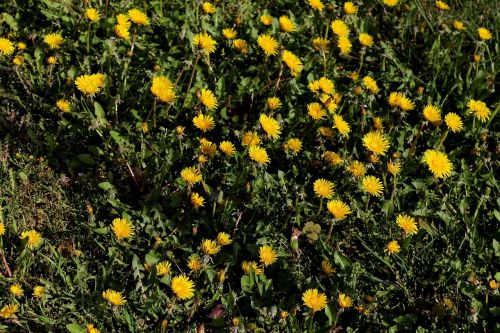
190,192,205,208
114,24,130,40
282,50,303,76
257,34,279,56
20,230,43,249
359,33,373,47
344,2,358,15
396,214,418,235
331,20,349,37
201,239,220,255
86,324,100,333
435,1,450,10
333,114,351,137
47,56,57,65
249,146,270,165
56,99,71,112
199,89,218,110
44,33,63,49
116,14,130,27
216,232,232,246
33,286,45,298
321,260,335,275
477,27,492,41
489,280,499,290
338,36,352,55
383,0,399,6
422,104,441,124
156,261,172,276
323,151,343,167
193,113,215,132
188,255,202,272
128,9,149,25
362,76,379,94
222,28,237,39
171,275,195,299
202,2,216,14
242,261,263,275
387,160,401,175
284,138,302,154
319,126,334,137
75,73,105,96
307,102,326,120
327,200,351,220
86,8,100,22
233,39,248,53
259,244,278,266
10,283,24,296
362,131,390,156
348,160,366,177
338,293,353,308
180,166,202,185
373,117,383,130
444,113,463,132
467,99,491,122
151,76,176,103
102,289,126,306
312,37,330,51
0,304,18,319
259,114,282,139
17,42,26,50
260,14,273,26
242,131,261,146
13,55,24,65
0,37,15,56
309,0,325,11
362,176,384,196
302,289,328,312
385,240,401,254
111,218,134,240
422,149,453,178
313,179,334,199
267,97,282,110
193,32,217,54
188,255,203,273
279,16,296,32
318,77,335,94
399,94,415,111
0,222,5,236
388,92,402,108
453,21,465,31
219,141,236,156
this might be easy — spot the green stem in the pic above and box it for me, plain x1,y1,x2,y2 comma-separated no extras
86,22,91,54
152,99,157,128
327,219,335,241
434,129,448,150
183,53,201,107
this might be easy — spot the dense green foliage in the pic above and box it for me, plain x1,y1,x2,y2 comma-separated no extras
0,0,498,332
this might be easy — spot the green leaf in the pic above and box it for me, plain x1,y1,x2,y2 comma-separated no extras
494,239,500,257
324,303,337,325
77,154,95,166
66,323,86,333
145,252,160,265
334,251,351,271
94,101,106,122
98,182,114,191
1,13,18,31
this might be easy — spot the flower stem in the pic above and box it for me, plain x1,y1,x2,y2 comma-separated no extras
434,129,448,150
183,53,200,108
